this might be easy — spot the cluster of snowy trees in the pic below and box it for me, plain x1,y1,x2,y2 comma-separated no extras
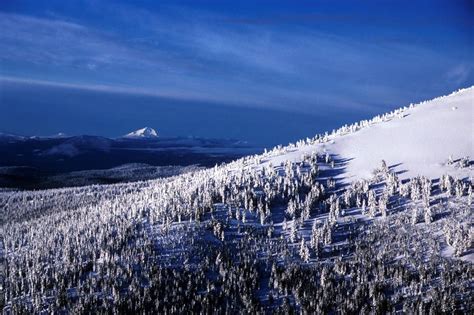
1,143,472,313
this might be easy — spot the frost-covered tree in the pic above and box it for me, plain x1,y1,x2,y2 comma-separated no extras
468,184,472,206
410,178,422,201
299,239,310,262
379,191,389,218
310,221,321,255
328,194,340,224
442,174,453,196
411,208,419,225
343,189,352,208
423,207,432,224
386,173,399,196
322,221,332,245
368,190,377,217
289,221,298,243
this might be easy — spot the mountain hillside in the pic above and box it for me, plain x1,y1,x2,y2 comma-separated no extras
1,88,472,314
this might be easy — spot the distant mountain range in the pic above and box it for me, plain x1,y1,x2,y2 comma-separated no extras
0,128,261,189
0,127,160,141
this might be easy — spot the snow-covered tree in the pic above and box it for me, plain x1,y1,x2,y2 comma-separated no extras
310,221,320,253
379,192,388,218
289,221,298,243
423,207,432,224
468,184,472,206
411,208,419,225
299,239,310,262
368,190,377,217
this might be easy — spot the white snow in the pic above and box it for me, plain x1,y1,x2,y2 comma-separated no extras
263,87,474,182
124,127,159,139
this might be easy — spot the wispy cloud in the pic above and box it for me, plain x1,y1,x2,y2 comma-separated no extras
0,12,160,69
0,4,472,114
446,64,472,86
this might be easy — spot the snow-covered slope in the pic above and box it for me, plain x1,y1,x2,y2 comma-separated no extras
124,127,159,139
2,88,472,314
263,87,473,181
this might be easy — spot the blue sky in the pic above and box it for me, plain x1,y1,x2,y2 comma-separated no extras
0,0,472,145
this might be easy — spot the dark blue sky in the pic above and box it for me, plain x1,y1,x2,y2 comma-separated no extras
0,0,472,146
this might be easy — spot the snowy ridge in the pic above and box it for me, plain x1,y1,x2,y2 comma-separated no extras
259,86,473,181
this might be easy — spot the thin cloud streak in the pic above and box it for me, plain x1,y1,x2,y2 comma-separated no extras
0,6,472,115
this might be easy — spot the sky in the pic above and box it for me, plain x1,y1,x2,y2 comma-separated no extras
0,0,472,146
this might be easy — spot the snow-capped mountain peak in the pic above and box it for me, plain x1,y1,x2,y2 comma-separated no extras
124,127,159,139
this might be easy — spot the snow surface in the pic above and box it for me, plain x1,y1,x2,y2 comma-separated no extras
124,127,159,139
263,87,473,182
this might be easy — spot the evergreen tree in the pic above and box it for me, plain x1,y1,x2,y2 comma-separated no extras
412,207,419,225
424,207,432,224
289,222,298,243
468,184,472,206
299,239,310,262
368,190,377,218
379,192,389,218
